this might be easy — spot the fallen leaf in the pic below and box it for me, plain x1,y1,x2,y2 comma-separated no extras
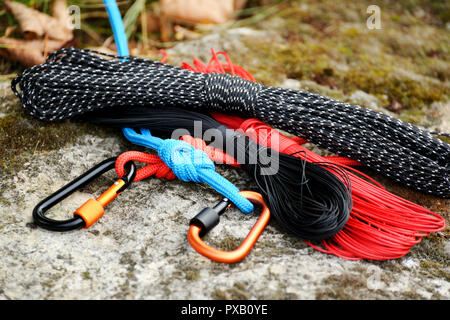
0,37,68,67
160,0,234,24
234,0,248,10
5,0,44,39
143,11,161,34
174,25,201,40
5,0,73,42
2,0,74,67
52,0,72,28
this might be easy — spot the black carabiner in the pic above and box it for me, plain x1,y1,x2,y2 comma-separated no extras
32,157,136,232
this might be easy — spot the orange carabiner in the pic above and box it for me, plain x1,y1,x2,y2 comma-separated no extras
187,191,270,263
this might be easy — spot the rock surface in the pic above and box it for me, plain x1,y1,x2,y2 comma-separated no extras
0,1,449,300
0,132,448,299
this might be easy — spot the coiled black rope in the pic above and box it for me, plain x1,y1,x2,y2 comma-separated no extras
11,48,450,198
87,106,352,240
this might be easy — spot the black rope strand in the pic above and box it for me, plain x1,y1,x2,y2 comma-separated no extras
11,48,450,198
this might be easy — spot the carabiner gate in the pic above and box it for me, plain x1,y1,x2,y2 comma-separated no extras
187,191,270,263
32,157,136,231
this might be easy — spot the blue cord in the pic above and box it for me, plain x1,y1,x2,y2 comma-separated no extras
103,0,129,57
123,128,254,214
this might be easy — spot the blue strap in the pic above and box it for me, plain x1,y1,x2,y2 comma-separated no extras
122,128,254,214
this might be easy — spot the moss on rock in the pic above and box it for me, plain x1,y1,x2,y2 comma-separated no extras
0,97,116,175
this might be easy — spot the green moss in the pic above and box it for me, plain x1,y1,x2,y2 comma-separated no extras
211,288,227,300
419,261,450,281
211,282,251,300
205,236,242,252
119,252,137,282
41,281,54,288
316,273,367,300
82,271,91,280
251,239,297,258
399,108,427,125
234,0,449,120
182,266,200,281
0,105,116,175
401,290,422,300
338,63,445,110
323,274,366,288
390,0,450,25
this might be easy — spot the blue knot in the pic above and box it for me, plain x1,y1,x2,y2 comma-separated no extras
157,139,214,183
122,127,254,214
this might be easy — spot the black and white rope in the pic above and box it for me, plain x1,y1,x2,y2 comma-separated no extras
11,48,450,198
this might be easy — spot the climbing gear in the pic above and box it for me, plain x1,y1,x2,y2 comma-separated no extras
14,1,446,261
32,157,136,231
11,48,450,197
120,122,352,241
188,191,270,263
88,105,445,259
30,49,444,259
121,127,254,214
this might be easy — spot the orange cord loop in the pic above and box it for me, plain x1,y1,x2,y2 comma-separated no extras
187,191,270,263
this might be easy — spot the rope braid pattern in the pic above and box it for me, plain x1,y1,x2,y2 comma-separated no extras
11,48,450,198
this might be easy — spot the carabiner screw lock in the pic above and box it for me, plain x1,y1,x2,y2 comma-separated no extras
189,198,231,237
188,191,270,263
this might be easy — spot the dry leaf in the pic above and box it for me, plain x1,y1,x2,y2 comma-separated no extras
0,37,68,67
52,0,72,28
174,25,201,40
234,0,248,10
2,0,74,67
5,0,73,42
161,0,234,24
5,0,45,39
143,11,161,34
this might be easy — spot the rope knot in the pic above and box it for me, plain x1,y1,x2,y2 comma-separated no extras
204,73,263,115
157,139,215,182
